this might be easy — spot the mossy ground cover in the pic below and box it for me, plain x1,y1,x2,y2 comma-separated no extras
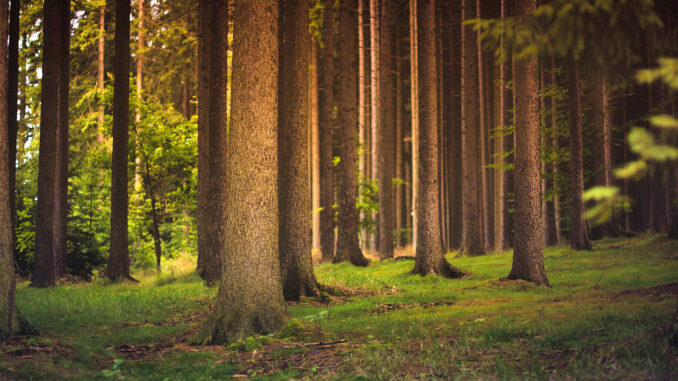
2,235,677,380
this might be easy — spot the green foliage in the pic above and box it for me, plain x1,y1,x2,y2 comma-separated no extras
357,176,379,245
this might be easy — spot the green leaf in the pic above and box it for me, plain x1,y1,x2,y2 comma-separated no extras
649,114,678,129
614,160,647,179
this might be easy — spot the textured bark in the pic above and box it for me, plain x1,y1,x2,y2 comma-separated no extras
409,0,419,252
333,0,369,267
394,21,404,248
54,0,71,276
566,63,591,251
496,0,508,252
205,0,229,285
476,0,491,252
196,0,211,281
197,0,288,344
8,0,19,245
33,0,63,287
279,0,319,301
413,0,467,278
369,0,379,252
311,41,321,254
507,0,548,286
105,0,132,280
461,0,484,255
448,1,462,250
358,0,367,248
318,0,335,261
97,5,105,142
0,0,20,339
376,0,395,259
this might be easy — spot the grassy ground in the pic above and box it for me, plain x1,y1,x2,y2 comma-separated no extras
2,235,677,380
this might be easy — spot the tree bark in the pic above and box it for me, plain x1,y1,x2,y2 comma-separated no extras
566,63,591,251
205,0,229,285
105,0,132,280
413,0,467,278
542,63,558,246
476,0,491,252
369,0,379,252
448,1,462,251
376,0,395,259
508,0,549,286
461,0,484,255
8,0,19,248
33,0,63,287
311,41,322,255
279,0,319,301
97,5,105,143
409,0,419,252
394,19,404,248
319,0,335,261
197,0,288,344
196,0,211,281
496,0,508,252
333,0,369,267
54,0,71,276
358,0,367,248
0,0,21,339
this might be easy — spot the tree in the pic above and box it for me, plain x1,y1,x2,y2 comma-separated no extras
375,0,395,259
196,0,211,281
319,0,335,262
33,0,64,287
333,0,369,267
197,0,288,344
413,0,467,278
279,0,319,300
507,0,549,285
7,0,19,245
461,0,484,255
0,0,21,339
106,0,132,280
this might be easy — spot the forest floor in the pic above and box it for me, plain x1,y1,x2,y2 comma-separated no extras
2,235,678,380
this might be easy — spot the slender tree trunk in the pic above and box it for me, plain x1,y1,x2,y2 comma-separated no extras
311,41,322,255
409,0,419,252
279,0,319,301
333,0,369,267
358,0,367,248
508,0,549,285
375,0,395,259
8,0,19,247
566,62,591,251
369,0,380,252
542,63,558,246
413,0,467,278
0,0,21,339
205,0,229,285
142,159,162,273
395,21,404,248
196,0,212,281
97,5,105,143
54,0,71,276
33,0,63,287
133,0,144,192
105,0,132,280
551,57,562,242
461,0,484,255
496,0,508,252
319,0,335,261
476,0,491,252
589,69,613,238
197,0,288,344
448,1,462,250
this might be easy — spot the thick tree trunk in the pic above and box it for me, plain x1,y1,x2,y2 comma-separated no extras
376,0,395,259
205,0,229,285
105,0,132,280
33,0,63,287
333,0,369,267
8,0,19,246
197,0,288,344
566,63,591,251
508,0,549,286
413,0,467,278
54,0,71,276
319,0,335,261
461,0,484,255
196,0,211,281
279,0,319,301
0,0,21,339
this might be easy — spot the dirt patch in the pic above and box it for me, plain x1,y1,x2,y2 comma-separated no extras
111,343,175,360
613,282,678,299
1,335,71,361
368,301,454,314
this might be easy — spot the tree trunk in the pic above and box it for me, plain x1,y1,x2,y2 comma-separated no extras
508,0,549,286
496,0,508,252
413,0,467,278
394,20,404,248
319,0,335,261
369,0,380,252
409,0,419,253
8,0,19,248
279,0,319,301
461,0,484,255
566,62,591,251
311,41,322,256
448,1,462,251
542,63,558,247
205,0,229,285
33,0,63,287
196,0,211,281
54,0,71,276
376,0,395,259
333,0,369,267
105,0,132,280
476,0,491,252
97,5,105,143
197,0,288,344
550,57,562,242
0,0,20,339
142,158,162,273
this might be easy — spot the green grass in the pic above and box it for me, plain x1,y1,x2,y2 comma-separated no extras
3,235,677,380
